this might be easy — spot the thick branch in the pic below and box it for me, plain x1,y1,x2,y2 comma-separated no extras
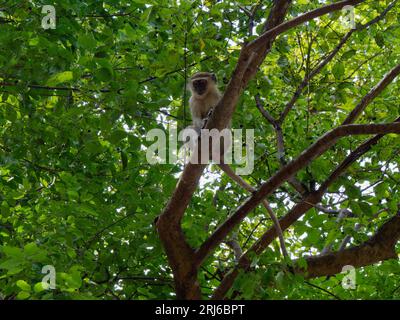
156,0,292,299
197,122,400,267
156,51,255,298
296,210,400,278
240,0,292,87
212,117,399,299
208,1,399,300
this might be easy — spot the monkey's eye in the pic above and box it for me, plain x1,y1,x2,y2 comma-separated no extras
194,79,207,86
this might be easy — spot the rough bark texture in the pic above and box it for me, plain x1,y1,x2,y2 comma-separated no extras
297,211,400,278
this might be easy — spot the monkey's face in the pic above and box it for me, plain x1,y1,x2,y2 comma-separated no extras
192,78,209,96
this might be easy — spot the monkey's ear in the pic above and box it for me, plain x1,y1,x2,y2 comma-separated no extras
211,73,217,83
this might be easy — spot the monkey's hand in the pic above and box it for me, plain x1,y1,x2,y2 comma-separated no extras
202,107,214,128
206,107,214,118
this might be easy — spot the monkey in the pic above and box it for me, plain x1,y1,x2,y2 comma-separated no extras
182,71,229,163
184,71,288,258
179,72,222,155
188,72,222,129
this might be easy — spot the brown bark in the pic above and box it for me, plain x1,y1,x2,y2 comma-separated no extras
212,118,400,299
296,211,400,278
156,0,293,300
197,122,400,267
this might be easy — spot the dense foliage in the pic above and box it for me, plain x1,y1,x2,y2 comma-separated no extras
0,0,399,300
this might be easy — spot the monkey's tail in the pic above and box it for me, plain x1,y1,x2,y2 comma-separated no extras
217,162,289,258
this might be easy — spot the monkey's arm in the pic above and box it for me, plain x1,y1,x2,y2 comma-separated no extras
190,101,206,128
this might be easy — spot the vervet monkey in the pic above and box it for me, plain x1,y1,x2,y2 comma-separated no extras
188,72,222,129
184,71,288,258
180,72,223,157
184,71,229,156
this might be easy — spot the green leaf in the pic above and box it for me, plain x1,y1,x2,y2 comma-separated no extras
359,202,373,216
332,62,345,79
78,33,97,49
34,282,48,293
346,184,361,199
0,258,24,275
46,71,73,86
141,7,153,22
16,291,30,300
109,130,127,144
95,67,113,82
2,246,23,258
278,55,289,67
341,49,356,60
16,280,31,292
374,33,385,47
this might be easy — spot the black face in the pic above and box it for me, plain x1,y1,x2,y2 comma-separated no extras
193,79,208,95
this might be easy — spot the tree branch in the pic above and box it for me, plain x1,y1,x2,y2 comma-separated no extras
212,117,400,299
279,30,354,123
218,163,289,258
156,0,293,299
296,210,400,278
247,0,365,52
255,94,308,195
197,122,400,268
343,64,400,124
279,0,398,123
